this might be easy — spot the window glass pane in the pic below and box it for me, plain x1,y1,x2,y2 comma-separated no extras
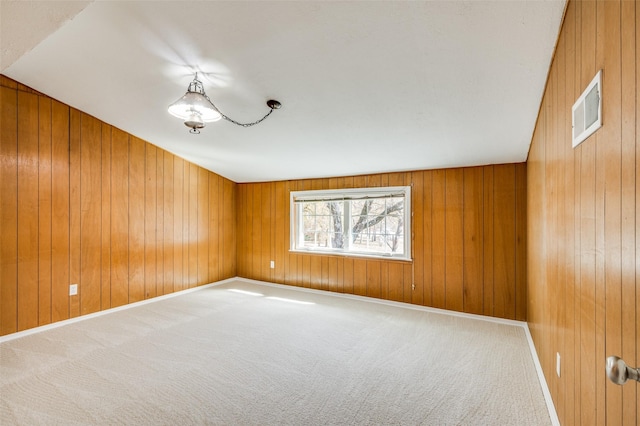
292,186,410,259
317,201,333,215
351,199,367,215
351,215,367,231
385,215,402,234
330,232,344,249
367,199,386,215
348,197,404,253
300,201,343,249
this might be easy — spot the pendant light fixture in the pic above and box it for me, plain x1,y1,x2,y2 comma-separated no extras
168,73,281,134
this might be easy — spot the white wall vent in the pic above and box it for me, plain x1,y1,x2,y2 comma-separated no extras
572,70,602,148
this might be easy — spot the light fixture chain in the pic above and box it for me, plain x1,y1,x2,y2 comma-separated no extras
168,73,280,133
203,93,274,128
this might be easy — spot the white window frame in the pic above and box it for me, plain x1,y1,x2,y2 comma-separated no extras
290,186,411,261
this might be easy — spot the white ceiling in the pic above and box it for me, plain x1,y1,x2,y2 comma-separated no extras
1,1,565,183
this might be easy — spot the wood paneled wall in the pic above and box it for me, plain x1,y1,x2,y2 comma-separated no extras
0,76,236,337
237,164,526,320
527,0,638,424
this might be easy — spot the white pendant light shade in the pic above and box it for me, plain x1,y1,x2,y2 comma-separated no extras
167,72,281,134
168,91,222,122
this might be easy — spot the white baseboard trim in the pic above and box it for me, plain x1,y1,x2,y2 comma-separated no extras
523,324,561,426
237,277,527,327
0,277,236,344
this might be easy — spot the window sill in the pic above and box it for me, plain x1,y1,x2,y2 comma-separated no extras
289,249,412,263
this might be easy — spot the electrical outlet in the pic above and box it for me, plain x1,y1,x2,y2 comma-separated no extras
270,260,275,269
556,352,561,377
411,284,415,290
69,284,78,296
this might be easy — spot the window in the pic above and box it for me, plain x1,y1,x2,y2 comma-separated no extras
290,186,411,260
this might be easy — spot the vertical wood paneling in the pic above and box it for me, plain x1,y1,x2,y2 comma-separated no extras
493,164,516,320
162,152,174,295
636,2,640,419
50,100,70,322
274,181,285,284
101,124,111,309
261,183,272,281
573,4,583,422
209,172,219,282
321,256,329,291
156,149,164,295
223,178,236,278
343,257,354,294
379,258,388,300
403,264,412,304
182,163,190,288
250,183,257,280
584,1,599,422
69,109,81,319
366,261,380,299
482,166,495,316
561,6,577,423
553,27,567,420
353,259,366,296
421,171,433,306
548,116,555,391
188,164,198,288
218,177,229,279
388,262,403,302
17,91,39,330
444,168,463,312
602,1,622,424
329,256,340,293
463,167,483,315
0,86,18,335
236,184,244,277
515,163,527,321
144,144,157,299
128,137,145,302
0,77,236,337
581,1,598,420
431,170,446,309
218,176,225,280
310,255,321,290
594,4,607,423
110,128,129,307
412,171,424,305
236,185,249,276
620,2,637,424
237,164,525,321
79,113,102,315
173,156,184,292
581,132,597,425
37,97,52,325
198,167,208,284
545,58,559,401
527,0,638,423
252,184,261,281
283,181,292,285
300,255,309,288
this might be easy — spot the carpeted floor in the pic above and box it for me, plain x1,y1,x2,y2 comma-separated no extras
1,279,551,425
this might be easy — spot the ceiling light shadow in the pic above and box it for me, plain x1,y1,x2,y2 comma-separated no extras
124,3,232,88
266,297,315,305
228,289,264,297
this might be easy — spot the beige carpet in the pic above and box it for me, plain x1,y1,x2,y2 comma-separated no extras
1,279,551,425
